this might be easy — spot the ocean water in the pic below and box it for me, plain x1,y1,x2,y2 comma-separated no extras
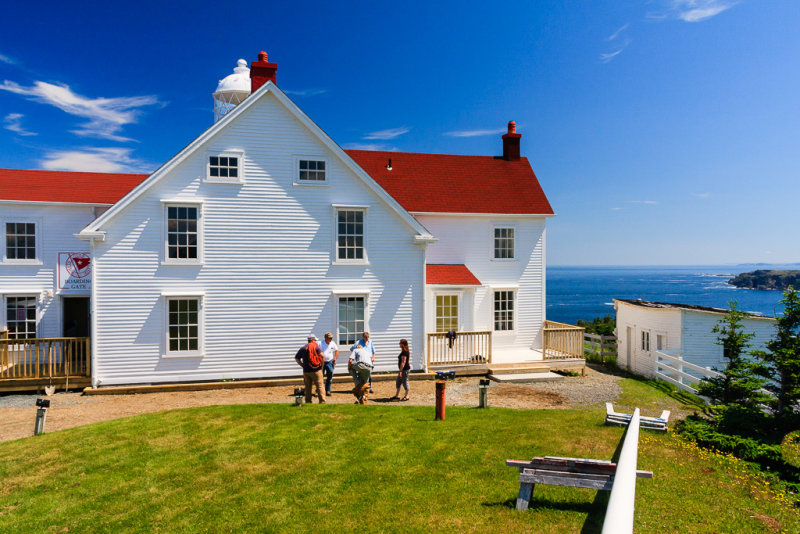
546,265,789,325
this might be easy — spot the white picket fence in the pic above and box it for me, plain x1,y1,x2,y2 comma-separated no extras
653,350,723,396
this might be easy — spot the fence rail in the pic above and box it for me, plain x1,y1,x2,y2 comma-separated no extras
602,408,641,534
654,350,723,396
427,331,492,366
585,333,616,362
0,336,91,381
543,321,585,360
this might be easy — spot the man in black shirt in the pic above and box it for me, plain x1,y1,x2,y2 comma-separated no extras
295,334,326,404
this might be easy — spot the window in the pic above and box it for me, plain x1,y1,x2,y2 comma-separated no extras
338,296,365,346
337,209,364,260
208,155,239,179
641,331,650,352
494,227,514,259
5,296,36,339
494,290,514,331
5,222,36,260
167,298,200,353
298,159,326,182
656,334,665,351
435,294,459,332
167,206,198,260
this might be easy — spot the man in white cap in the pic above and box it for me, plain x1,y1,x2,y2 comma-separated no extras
295,334,326,404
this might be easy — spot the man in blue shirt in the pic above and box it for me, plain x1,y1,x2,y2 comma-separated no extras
351,332,376,393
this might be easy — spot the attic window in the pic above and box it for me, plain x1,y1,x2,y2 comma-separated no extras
299,159,326,182
209,156,238,178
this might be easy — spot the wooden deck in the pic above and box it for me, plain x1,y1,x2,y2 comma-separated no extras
0,333,91,392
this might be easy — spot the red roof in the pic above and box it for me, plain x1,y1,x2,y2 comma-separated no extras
346,150,553,215
0,168,148,204
426,264,482,285
0,150,553,216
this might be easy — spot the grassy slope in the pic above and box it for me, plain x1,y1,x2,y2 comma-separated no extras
0,379,797,533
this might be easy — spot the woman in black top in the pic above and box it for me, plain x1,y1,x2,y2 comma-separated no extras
391,339,411,401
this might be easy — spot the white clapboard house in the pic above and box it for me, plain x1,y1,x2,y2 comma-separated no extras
0,52,575,389
614,298,776,393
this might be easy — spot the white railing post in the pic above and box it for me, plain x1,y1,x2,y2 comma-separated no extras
602,408,641,534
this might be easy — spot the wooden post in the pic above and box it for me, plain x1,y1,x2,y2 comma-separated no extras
435,381,446,420
516,480,534,511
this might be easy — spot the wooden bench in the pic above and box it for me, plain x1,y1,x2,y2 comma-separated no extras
605,403,670,431
506,456,653,511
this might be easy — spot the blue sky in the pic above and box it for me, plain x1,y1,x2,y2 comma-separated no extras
1,1,798,265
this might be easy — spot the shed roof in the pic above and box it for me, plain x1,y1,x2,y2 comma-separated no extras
614,298,773,318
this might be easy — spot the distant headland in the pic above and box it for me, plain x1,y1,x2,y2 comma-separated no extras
728,270,800,290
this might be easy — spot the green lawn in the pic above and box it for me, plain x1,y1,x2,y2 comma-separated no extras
0,379,797,533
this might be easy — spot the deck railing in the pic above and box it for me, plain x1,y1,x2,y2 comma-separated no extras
654,350,723,396
0,336,90,380
543,321,585,360
427,331,492,366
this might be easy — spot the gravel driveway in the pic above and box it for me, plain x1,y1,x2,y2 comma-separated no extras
0,365,624,443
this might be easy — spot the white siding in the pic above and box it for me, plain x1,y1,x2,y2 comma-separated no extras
615,301,681,377
91,92,425,386
615,300,777,378
680,310,776,370
416,214,546,352
1,203,96,337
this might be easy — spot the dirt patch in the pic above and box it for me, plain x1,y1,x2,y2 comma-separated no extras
0,367,624,443
752,512,782,533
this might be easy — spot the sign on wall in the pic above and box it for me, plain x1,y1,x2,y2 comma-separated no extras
58,252,92,292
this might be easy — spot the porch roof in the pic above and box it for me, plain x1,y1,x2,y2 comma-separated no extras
426,264,481,285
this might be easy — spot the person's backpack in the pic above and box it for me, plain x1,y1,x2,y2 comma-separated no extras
307,341,323,367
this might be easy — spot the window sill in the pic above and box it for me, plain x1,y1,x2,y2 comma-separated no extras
490,258,517,263
162,352,204,359
161,261,204,267
331,260,370,267
293,181,330,187
0,260,43,266
203,178,244,185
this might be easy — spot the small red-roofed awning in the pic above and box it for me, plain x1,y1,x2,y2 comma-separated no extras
426,264,482,286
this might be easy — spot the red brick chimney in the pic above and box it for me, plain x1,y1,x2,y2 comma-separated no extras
502,121,521,161
250,51,278,92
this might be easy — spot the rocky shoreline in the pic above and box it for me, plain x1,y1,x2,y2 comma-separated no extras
728,269,800,290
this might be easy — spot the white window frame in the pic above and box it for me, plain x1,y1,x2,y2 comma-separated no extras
492,288,517,333
293,155,329,186
641,330,651,352
434,292,461,333
2,218,42,265
204,149,244,184
334,291,369,348
492,225,516,261
2,293,39,339
332,205,369,265
161,200,204,266
163,294,204,358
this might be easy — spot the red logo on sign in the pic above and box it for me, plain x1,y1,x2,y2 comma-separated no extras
65,253,91,278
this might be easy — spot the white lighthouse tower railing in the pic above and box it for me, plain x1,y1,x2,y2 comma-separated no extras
213,59,251,122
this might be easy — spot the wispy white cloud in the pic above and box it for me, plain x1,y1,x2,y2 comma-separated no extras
3,113,36,136
629,200,659,205
0,80,161,141
650,1,739,23
443,128,505,138
693,192,711,198
0,52,16,65
363,126,410,140
610,207,624,211
607,23,629,41
283,88,327,97
342,142,390,151
600,39,631,63
40,147,153,173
